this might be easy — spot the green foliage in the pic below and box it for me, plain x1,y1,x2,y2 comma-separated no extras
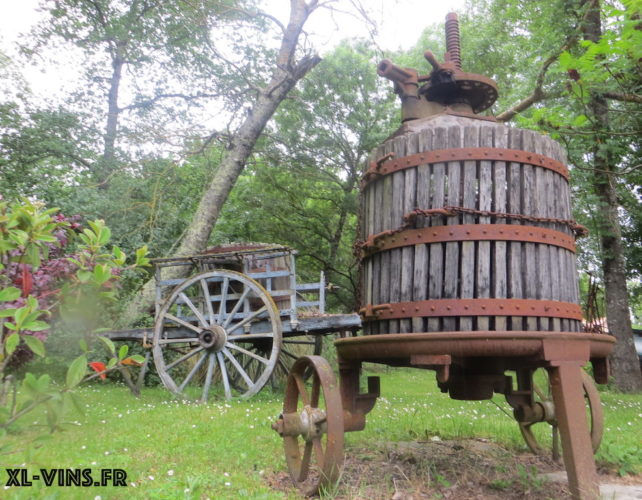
0,200,149,455
216,41,396,311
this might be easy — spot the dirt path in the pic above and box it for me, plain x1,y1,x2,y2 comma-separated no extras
268,438,642,499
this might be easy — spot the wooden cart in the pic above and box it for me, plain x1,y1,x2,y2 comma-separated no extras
105,245,360,402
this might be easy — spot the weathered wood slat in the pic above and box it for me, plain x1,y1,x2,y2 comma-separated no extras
360,116,582,335
522,131,538,331
400,134,418,333
493,125,508,330
477,124,493,330
427,127,447,332
460,125,478,331
508,128,524,331
443,125,462,331
543,137,561,332
388,136,406,333
413,128,433,333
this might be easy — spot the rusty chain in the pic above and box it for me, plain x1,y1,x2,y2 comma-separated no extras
354,205,588,257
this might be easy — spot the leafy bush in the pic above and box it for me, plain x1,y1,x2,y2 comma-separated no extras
0,198,148,453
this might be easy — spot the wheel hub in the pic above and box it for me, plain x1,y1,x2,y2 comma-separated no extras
200,325,227,351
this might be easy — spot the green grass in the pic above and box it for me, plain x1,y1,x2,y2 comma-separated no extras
2,366,641,499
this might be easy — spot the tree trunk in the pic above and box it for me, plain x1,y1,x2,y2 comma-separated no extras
122,0,321,326
582,0,642,392
98,54,124,189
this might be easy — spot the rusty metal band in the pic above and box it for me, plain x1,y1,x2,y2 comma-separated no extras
360,299,583,321
360,224,576,258
364,147,569,184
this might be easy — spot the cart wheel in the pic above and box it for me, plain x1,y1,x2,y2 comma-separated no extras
274,356,344,496
517,369,603,460
152,269,282,401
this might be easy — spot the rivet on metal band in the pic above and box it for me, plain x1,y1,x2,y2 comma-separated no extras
361,299,584,322
358,224,576,258
363,147,569,185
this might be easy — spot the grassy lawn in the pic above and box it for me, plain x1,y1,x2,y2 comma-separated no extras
2,364,641,499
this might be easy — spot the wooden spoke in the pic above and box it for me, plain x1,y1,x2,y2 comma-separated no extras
163,313,202,335
153,269,282,401
217,351,232,400
178,292,208,327
226,305,267,333
201,352,217,402
200,278,215,326
221,287,251,328
218,277,229,325
222,348,254,388
226,343,270,365
166,346,205,371
178,353,209,392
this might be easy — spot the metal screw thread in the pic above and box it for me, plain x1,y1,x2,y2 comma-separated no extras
445,12,461,69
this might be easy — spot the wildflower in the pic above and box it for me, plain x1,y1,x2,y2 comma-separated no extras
168,470,174,476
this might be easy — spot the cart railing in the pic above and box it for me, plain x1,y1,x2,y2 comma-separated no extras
152,247,326,332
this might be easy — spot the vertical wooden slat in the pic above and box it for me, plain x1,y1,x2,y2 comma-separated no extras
378,140,395,334
443,126,462,331
477,124,493,331
508,128,524,331
534,163,551,331
493,125,508,330
388,136,406,334
370,143,387,335
542,136,561,332
521,131,538,331
428,127,447,331
413,129,433,333
399,136,416,333
460,125,478,331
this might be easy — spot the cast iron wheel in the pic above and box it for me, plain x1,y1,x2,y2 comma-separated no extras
279,355,344,496
152,269,282,401
518,369,603,460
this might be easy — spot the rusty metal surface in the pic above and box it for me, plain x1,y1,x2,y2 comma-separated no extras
517,370,603,459
364,147,570,183
358,299,584,322
445,13,462,69
549,364,601,499
276,355,344,496
379,13,498,120
358,224,577,258
334,331,615,364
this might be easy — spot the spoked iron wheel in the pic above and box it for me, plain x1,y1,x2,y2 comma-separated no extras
152,269,282,401
273,356,344,496
517,368,603,460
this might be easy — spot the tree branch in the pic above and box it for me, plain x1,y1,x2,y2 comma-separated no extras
496,44,570,122
119,92,225,112
603,91,642,104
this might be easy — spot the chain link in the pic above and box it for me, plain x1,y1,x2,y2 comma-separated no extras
405,206,588,237
354,205,588,257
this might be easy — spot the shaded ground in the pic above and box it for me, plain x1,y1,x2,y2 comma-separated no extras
267,438,642,499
